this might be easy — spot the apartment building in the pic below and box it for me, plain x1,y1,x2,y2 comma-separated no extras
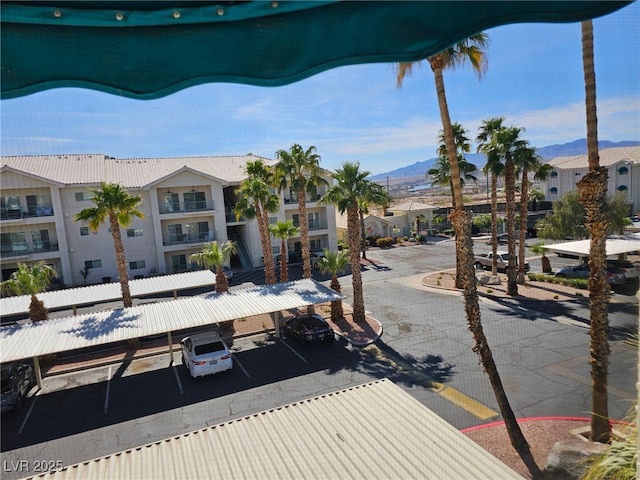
0,154,337,286
539,146,640,213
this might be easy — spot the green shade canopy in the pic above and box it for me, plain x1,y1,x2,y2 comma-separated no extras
1,1,631,100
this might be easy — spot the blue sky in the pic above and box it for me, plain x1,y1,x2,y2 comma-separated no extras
1,2,638,176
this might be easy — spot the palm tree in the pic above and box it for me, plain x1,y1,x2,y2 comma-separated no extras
190,240,237,293
75,182,144,308
492,126,531,296
514,147,544,284
396,35,539,474
358,180,390,260
477,117,506,277
275,144,328,279
432,122,477,288
530,242,552,274
234,160,281,285
269,220,299,283
315,249,349,321
321,162,369,323
579,19,611,444
1,262,57,321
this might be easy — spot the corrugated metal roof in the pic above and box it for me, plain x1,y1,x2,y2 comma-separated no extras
543,238,640,257
1,154,277,188
0,279,343,363
391,200,438,212
23,379,523,480
547,146,640,169
0,271,217,317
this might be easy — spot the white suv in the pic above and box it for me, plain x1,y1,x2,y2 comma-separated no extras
181,332,233,378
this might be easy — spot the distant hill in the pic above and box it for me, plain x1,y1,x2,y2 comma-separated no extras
370,139,640,182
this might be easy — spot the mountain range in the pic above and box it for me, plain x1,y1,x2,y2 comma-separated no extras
370,139,640,182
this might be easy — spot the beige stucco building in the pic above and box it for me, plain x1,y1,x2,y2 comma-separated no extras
0,154,336,286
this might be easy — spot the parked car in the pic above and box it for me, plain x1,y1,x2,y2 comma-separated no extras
181,332,233,378
606,260,640,280
485,233,509,245
283,314,334,345
555,263,626,285
1,362,36,413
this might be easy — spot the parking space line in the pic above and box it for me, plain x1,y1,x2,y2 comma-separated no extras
279,339,308,363
18,394,38,435
104,366,112,414
171,364,184,395
232,355,250,378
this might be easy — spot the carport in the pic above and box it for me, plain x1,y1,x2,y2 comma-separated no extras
542,238,640,262
0,278,343,389
0,270,217,320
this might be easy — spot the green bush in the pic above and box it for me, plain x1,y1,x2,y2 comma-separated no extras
527,272,588,289
376,237,394,248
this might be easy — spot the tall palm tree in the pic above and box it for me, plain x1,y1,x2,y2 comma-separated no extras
234,160,281,285
1,262,57,321
477,117,506,277
275,144,328,279
432,122,477,288
189,240,237,293
492,126,531,296
321,162,369,323
269,220,299,283
315,249,349,322
396,35,539,474
358,180,390,260
75,182,144,308
579,19,611,444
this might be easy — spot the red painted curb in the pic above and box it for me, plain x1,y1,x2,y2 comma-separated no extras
460,416,630,433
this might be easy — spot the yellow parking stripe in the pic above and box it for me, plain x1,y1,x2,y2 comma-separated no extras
364,345,498,420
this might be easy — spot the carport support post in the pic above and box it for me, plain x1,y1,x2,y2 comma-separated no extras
167,332,174,364
273,311,281,338
33,356,43,389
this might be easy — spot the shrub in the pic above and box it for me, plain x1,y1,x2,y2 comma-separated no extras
527,273,588,289
376,237,394,248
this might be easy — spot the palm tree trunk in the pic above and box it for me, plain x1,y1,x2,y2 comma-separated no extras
29,294,48,322
215,265,229,293
360,208,367,260
258,206,277,285
517,173,529,284
347,206,365,322
491,173,499,277
580,19,611,444
298,189,312,279
432,57,537,475
109,212,132,307
280,237,289,283
330,276,343,321
504,158,518,296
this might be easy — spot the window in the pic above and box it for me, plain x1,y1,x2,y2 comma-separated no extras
75,191,93,201
26,194,45,216
84,259,102,269
291,214,300,227
549,187,558,194
617,185,628,191
549,171,558,178
167,224,184,243
129,260,146,270
184,190,206,211
171,254,187,273
309,239,322,251
269,216,278,225
618,166,629,175
185,221,209,242
308,211,320,229
272,245,280,255
127,228,143,237
31,229,50,251
1,232,27,254
80,226,90,236
164,192,180,212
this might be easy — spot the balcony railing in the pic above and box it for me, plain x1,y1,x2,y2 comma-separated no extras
292,220,328,231
1,206,54,220
1,241,59,256
283,194,324,204
160,200,214,214
163,232,215,246
226,212,246,222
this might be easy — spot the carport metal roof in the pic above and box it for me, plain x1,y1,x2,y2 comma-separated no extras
27,379,524,480
0,279,342,363
543,238,640,258
0,270,216,317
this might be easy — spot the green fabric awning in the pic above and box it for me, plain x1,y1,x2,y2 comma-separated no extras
1,1,631,100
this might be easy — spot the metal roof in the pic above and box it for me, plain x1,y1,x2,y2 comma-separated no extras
543,238,640,257
0,279,343,363
0,271,217,317
547,146,640,169
24,379,524,480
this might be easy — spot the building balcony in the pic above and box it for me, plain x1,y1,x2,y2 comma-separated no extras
0,241,59,257
291,221,328,231
1,205,54,221
163,232,215,246
159,200,214,215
